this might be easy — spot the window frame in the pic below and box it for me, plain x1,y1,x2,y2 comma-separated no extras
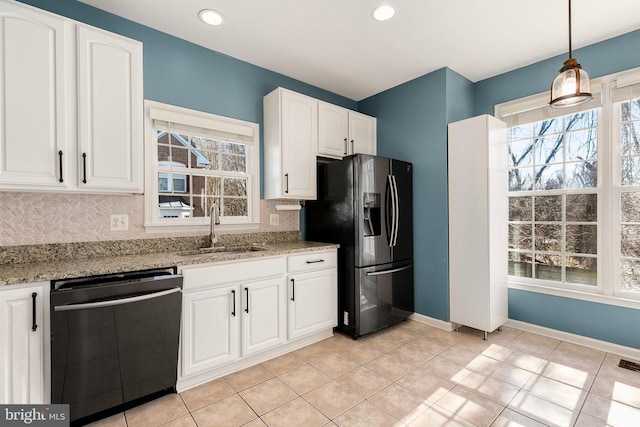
143,100,260,233
495,67,640,310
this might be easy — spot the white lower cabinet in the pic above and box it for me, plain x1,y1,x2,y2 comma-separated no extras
178,250,337,391
287,251,337,340
0,282,46,404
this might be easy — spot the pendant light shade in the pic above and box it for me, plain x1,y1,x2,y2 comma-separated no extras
549,0,592,108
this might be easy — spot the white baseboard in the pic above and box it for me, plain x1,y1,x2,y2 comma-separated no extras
505,319,640,361
408,313,640,361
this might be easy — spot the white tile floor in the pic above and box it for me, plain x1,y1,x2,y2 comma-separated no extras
87,320,640,427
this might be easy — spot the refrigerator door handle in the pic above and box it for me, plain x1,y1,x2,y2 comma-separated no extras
387,175,396,247
390,175,400,247
365,264,412,276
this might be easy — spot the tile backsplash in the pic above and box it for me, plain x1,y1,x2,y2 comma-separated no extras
0,192,300,246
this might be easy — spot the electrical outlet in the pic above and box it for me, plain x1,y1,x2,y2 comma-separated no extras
110,214,129,231
269,213,280,226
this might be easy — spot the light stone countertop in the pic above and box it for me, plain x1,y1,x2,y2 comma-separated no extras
0,237,339,286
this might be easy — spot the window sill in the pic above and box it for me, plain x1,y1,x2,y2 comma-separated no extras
144,222,261,234
508,280,640,310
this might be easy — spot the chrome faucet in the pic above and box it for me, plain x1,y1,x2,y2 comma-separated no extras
209,202,220,248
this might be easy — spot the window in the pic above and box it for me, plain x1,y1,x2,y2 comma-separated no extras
144,101,260,231
496,67,640,306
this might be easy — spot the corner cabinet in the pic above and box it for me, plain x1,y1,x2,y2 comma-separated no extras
317,101,376,159
264,88,318,200
448,115,508,339
0,282,46,404
0,0,143,193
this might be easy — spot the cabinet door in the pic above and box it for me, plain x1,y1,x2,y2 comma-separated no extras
181,286,239,377
241,278,285,357
348,111,376,156
318,101,348,159
281,90,317,199
0,2,70,188
77,25,143,192
288,269,337,340
0,283,45,404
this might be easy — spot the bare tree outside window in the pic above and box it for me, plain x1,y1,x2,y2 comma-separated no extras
508,110,598,286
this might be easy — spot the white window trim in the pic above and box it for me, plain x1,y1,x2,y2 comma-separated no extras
495,66,640,310
143,100,261,233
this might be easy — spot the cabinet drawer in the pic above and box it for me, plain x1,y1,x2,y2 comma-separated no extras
287,251,336,273
181,256,285,291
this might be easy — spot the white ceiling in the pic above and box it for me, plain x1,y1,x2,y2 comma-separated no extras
78,0,640,101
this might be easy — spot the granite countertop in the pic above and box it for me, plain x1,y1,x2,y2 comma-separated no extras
0,232,339,286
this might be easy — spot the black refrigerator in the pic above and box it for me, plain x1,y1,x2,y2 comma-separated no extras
305,154,414,338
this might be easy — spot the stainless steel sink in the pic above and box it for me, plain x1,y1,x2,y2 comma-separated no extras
178,245,267,256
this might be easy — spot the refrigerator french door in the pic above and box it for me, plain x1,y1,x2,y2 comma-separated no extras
306,154,414,338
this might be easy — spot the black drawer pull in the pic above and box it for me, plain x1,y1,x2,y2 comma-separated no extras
291,278,295,301
285,173,289,194
31,292,38,331
306,259,325,264
231,290,236,317
82,153,87,184
58,150,64,183
244,287,249,313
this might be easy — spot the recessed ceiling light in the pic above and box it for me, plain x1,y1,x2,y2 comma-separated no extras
372,4,395,21
199,9,224,26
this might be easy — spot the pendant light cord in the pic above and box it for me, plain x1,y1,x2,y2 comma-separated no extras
568,0,573,58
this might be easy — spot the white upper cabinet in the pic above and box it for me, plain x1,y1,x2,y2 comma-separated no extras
264,87,318,200
318,101,376,159
0,0,143,193
77,26,143,192
0,1,70,188
348,110,377,156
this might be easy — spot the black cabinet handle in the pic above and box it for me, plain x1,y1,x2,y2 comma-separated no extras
306,259,325,264
284,173,289,194
58,151,64,183
31,292,38,331
244,287,249,313
82,153,87,183
231,290,236,317
290,278,295,302
343,138,348,155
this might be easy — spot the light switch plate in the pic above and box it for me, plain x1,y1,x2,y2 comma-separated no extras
269,213,280,226
110,214,129,231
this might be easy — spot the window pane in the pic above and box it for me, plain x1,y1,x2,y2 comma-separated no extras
621,156,640,186
534,195,562,221
566,194,597,222
535,135,563,164
224,198,248,216
535,164,563,190
509,168,533,191
621,259,640,292
509,196,532,221
509,139,533,167
566,225,597,254
535,118,563,136
621,225,640,257
565,161,597,188
172,174,187,193
510,124,533,141
158,195,193,218
535,224,562,252
621,99,640,122
509,224,532,249
566,110,597,131
566,256,597,286
224,178,247,197
621,192,640,222
221,141,246,155
566,129,597,161
621,123,640,155
221,154,246,173
534,254,562,281
509,252,532,278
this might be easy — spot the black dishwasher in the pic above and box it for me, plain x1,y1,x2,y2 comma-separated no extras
50,268,183,423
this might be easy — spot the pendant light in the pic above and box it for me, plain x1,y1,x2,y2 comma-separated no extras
549,0,592,108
